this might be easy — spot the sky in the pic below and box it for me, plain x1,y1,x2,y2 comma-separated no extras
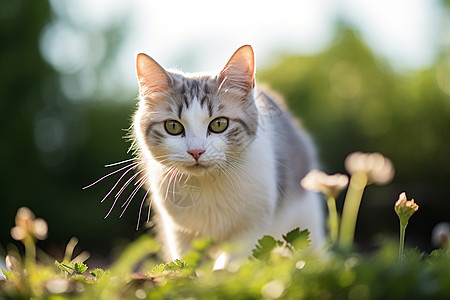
44,0,444,99
127,0,440,70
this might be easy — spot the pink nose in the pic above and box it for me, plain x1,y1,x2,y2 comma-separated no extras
187,149,205,160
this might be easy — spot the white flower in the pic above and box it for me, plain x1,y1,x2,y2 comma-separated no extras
431,222,450,248
301,169,349,197
5,255,22,273
10,207,48,241
345,152,394,185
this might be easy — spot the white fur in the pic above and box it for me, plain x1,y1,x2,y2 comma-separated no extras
144,113,277,260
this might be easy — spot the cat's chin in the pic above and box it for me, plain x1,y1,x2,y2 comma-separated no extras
181,163,213,176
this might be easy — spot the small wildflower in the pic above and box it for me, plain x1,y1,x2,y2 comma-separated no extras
301,170,347,244
10,207,48,241
301,169,349,197
345,152,394,185
432,222,450,249
5,255,22,273
339,152,393,247
395,192,419,227
45,278,72,294
395,192,419,263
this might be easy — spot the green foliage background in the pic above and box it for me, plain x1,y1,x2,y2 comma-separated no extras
258,27,450,249
1,0,449,260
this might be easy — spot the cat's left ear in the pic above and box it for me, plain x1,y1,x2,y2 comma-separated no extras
136,53,171,96
219,45,255,94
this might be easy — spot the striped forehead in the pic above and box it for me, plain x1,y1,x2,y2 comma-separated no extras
182,99,210,134
174,76,217,118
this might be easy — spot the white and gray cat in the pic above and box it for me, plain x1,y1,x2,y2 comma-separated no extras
133,45,324,263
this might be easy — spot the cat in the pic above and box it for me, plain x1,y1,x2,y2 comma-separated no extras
133,45,325,264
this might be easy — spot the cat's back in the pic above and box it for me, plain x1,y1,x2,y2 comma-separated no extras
255,88,318,202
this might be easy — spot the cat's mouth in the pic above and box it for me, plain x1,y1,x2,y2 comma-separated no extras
191,162,209,170
183,162,211,175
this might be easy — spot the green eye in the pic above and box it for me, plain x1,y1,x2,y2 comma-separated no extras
165,120,184,135
208,117,229,133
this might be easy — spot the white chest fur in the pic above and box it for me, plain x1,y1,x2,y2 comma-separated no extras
147,126,277,243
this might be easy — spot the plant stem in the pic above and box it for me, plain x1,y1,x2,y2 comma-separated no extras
398,222,407,263
24,236,36,269
326,195,339,244
339,172,368,248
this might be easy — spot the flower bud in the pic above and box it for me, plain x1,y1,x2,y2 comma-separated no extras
395,192,419,227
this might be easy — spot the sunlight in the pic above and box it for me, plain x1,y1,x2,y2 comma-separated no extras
342,0,439,69
213,252,228,271
42,0,441,94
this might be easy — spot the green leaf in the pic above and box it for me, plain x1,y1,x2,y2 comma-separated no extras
1,269,13,281
151,263,166,275
73,262,88,274
429,248,450,259
55,260,72,274
151,259,191,276
165,259,186,270
282,228,311,251
90,268,110,281
252,235,283,261
55,260,88,275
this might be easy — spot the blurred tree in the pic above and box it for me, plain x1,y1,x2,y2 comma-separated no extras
0,0,140,258
259,25,450,250
0,0,55,245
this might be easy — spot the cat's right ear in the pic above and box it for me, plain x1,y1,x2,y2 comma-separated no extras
218,45,255,94
136,53,171,96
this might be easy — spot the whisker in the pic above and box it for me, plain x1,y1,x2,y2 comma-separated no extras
159,165,175,187
120,176,148,218
220,159,251,214
104,158,136,168
217,163,240,201
147,195,153,223
103,170,144,219
136,187,150,230
115,169,144,202
171,170,179,198
100,164,139,203
182,173,190,185
169,169,180,201
104,198,119,219
83,162,139,190
119,171,146,208
177,170,188,184
162,166,177,201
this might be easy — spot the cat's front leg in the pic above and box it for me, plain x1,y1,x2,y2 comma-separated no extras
157,228,196,262
153,204,196,261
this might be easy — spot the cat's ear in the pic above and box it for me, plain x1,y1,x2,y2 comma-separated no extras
219,45,255,94
136,53,171,96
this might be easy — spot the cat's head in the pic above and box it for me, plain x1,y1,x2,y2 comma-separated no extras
134,45,259,176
